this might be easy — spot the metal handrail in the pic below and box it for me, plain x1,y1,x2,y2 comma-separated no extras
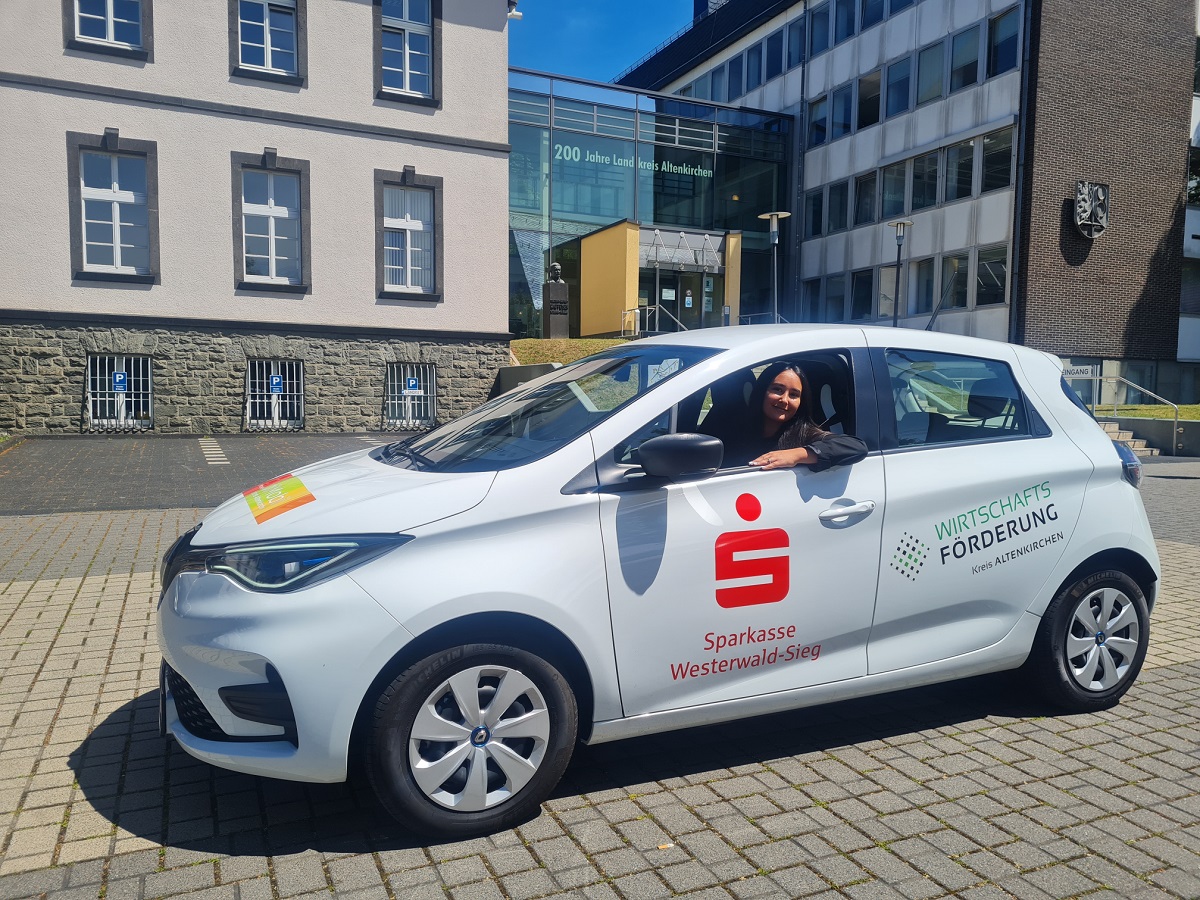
1066,375,1179,456
656,305,689,331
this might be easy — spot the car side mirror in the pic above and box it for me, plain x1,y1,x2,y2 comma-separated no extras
637,433,723,481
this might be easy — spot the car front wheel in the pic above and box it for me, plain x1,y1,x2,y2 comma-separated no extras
1028,569,1149,711
366,643,577,838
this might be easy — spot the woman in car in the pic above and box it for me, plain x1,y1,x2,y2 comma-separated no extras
722,361,869,471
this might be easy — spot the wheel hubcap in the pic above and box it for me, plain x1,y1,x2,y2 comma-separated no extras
1065,586,1140,692
408,665,550,811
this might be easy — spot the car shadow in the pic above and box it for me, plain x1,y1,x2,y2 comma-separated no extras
69,671,1069,857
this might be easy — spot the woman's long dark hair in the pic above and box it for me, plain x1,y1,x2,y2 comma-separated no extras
748,362,829,451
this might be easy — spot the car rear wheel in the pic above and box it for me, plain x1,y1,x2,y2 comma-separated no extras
1028,570,1149,711
366,644,577,838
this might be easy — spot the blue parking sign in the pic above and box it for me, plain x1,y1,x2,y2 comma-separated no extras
269,375,284,394
112,371,128,392
403,376,421,396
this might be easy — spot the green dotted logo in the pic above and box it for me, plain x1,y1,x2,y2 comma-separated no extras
890,532,929,581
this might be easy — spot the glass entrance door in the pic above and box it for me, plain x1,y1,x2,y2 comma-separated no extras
638,269,726,332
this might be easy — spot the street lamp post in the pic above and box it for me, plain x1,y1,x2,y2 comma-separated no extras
887,219,913,328
758,211,791,324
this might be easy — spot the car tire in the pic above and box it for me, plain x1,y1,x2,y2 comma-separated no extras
1027,569,1149,712
366,643,577,838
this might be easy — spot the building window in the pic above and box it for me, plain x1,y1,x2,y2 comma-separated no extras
854,171,877,225
834,0,855,44
987,7,1019,78
823,275,846,322
67,131,159,283
802,278,822,321
376,168,443,299
981,128,1014,193
1188,147,1200,206
86,354,153,431
805,190,824,238
828,181,849,232
64,0,152,59
710,65,726,102
857,71,881,129
385,363,437,429
745,41,764,91
765,29,784,81
882,161,906,217
1194,37,1200,94
231,0,305,84
912,258,935,315
787,19,805,69
232,150,311,292
726,54,744,100
888,0,914,12
885,57,911,118
861,0,884,30
809,2,830,57
950,26,980,92
879,265,897,320
831,85,853,139
246,359,303,430
850,270,874,320
942,251,969,308
916,42,944,105
911,151,940,211
976,245,1008,306
808,96,828,147
946,138,975,202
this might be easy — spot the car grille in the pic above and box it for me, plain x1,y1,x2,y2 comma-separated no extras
165,664,229,742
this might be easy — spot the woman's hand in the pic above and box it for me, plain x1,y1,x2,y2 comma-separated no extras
751,447,812,469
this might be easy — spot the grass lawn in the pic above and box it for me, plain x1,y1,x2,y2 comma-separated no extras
511,338,629,366
1096,404,1200,420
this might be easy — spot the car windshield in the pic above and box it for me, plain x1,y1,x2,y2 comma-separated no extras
376,345,719,472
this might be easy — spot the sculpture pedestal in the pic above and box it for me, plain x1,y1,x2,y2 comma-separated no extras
542,281,569,339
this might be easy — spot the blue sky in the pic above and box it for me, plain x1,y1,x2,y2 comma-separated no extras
508,0,693,83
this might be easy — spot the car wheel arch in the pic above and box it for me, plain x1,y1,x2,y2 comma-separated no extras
349,611,597,764
1041,549,1158,617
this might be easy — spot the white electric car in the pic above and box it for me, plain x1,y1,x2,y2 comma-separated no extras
158,325,1158,837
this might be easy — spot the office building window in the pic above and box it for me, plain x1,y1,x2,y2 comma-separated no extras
828,181,849,232
802,278,822,321
1194,37,1200,94
727,54,744,101
1188,147,1200,206
885,57,911,117
950,25,980,92
232,150,311,292
823,275,846,322
917,42,944,105
882,161,906,217
942,251,969,308
981,128,1014,193
808,96,828,147
858,71,881,129
710,65,726,103
246,359,303,430
912,258,934,315
946,139,975,202
834,0,855,44
854,171,877,226
376,168,443,298
861,0,884,30
87,355,153,431
888,0,914,12
987,7,1019,78
879,265,897,320
831,85,853,139
385,363,437,429
805,190,824,239
850,270,874,320
787,19,805,69
765,29,784,81
745,41,763,91
911,151,939,211
378,0,437,102
231,0,305,84
65,0,152,58
976,246,1008,305
810,2,830,56
67,131,159,283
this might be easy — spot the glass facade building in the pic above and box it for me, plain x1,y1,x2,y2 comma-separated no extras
508,70,791,338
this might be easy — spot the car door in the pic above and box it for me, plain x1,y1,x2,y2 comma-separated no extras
865,341,1092,673
593,345,886,717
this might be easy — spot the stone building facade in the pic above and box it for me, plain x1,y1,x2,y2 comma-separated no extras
0,0,514,434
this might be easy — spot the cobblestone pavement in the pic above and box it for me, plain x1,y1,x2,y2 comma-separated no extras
0,444,1198,899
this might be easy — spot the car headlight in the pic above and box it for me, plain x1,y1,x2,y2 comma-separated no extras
164,534,411,594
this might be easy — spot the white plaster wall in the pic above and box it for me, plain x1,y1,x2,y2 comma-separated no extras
1,0,509,146
0,88,509,333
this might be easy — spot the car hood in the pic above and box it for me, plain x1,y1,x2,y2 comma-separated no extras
193,449,496,546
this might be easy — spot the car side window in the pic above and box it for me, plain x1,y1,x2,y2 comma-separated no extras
887,349,1030,447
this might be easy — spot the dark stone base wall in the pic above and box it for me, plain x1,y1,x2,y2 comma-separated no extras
0,317,509,434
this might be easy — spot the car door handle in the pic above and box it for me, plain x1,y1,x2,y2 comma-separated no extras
818,500,877,521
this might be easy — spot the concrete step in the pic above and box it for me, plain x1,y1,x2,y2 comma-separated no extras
1134,447,1161,458
1124,438,1148,450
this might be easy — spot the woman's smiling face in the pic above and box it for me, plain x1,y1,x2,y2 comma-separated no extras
762,369,803,430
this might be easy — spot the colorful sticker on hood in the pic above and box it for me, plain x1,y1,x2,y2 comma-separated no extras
243,473,315,524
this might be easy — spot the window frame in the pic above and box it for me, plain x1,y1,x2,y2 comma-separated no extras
384,362,438,429
807,95,829,147
827,180,849,233
67,131,160,284
787,19,805,69
986,6,1020,79
805,189,825,239
945,137,976,203
63,0,153,60
809,2,831,57
86,353,154,431
885,56,912,118
916,40,945,106
850,269,874,320
231,150,312,293
745,41,764,92
834,0,856,45
375,167,444,301
910,150,940,212
981,127,1015,194
975,243,1010,307
949,24,981,93
857,70,882,130
830,84,854,140
854,171,877,226
229,0,307,86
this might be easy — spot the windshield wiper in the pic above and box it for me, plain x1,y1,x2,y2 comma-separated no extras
379,440,434,470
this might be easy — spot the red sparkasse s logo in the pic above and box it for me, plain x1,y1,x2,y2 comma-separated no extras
714,493,790,608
